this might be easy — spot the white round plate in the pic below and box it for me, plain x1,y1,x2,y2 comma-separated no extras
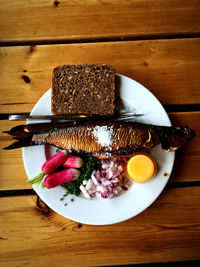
22,74,175,225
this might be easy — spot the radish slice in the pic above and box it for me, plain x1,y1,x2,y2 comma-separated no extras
63,155,84,168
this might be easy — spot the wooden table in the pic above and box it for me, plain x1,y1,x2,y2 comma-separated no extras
0,1,200,266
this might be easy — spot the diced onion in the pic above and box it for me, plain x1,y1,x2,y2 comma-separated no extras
81,158,131,199
80,185,91,199
85,179,93,190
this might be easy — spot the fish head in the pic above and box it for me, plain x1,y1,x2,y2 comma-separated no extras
160,126,195,151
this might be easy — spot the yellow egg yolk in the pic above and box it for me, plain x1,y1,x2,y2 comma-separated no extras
127,154,157,183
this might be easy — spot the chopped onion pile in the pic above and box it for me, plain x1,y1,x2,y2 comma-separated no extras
80,158,131,199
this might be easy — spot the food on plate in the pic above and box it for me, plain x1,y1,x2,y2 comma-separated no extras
63,155,84,168
80,158,131,199
62,155,101,196
28,154,83,188
51,64,116,115
43,168,80,189
3,61,196,205
126,154,157,183
27,151,130,199
27,150,68,188
10,119,194,199
41,150,68,174
4,121,195,159
28,152,103,195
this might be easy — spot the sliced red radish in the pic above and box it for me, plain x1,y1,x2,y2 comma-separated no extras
63,155,84,168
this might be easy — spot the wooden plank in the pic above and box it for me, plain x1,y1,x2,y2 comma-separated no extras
0,38,200,110
0,121,31,190
0,187,199,266
169,112,200,183
0,0,199,43
0,112,199,190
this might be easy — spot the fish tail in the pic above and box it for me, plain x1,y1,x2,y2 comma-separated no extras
2,124,28,137
3,137,35,150
3,125,35,150
157,125,195,151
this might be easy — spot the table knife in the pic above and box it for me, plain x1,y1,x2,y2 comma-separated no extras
0,112,143,121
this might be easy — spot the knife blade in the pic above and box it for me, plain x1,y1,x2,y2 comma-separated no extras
0,113,89,121
0,112,143,121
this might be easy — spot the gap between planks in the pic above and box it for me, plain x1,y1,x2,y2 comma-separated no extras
1,182,200,198
165,104,200,113
0,33,200,47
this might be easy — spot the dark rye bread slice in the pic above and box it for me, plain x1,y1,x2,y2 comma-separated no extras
51,64,115,115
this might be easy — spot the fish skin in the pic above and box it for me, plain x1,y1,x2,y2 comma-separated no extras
31,122,158,155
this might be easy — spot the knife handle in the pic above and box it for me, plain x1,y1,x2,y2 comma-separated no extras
0,114,9,120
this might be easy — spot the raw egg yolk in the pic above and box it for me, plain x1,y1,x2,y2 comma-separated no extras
127,154,157,183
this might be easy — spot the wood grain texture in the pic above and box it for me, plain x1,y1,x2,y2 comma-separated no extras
0,1,199,266
0,0,200,43
0,112,199,190
0,38,200,111
0,187,200,266
0,120,31,190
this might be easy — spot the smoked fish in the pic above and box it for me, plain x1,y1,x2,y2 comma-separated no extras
4,121,195,158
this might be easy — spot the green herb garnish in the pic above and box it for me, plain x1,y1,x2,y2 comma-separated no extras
56,148,60,153
62,155,101,196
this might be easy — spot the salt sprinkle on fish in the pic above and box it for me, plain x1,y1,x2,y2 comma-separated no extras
92,125,114,147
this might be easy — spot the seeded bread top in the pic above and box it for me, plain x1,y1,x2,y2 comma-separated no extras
51,64,115,115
